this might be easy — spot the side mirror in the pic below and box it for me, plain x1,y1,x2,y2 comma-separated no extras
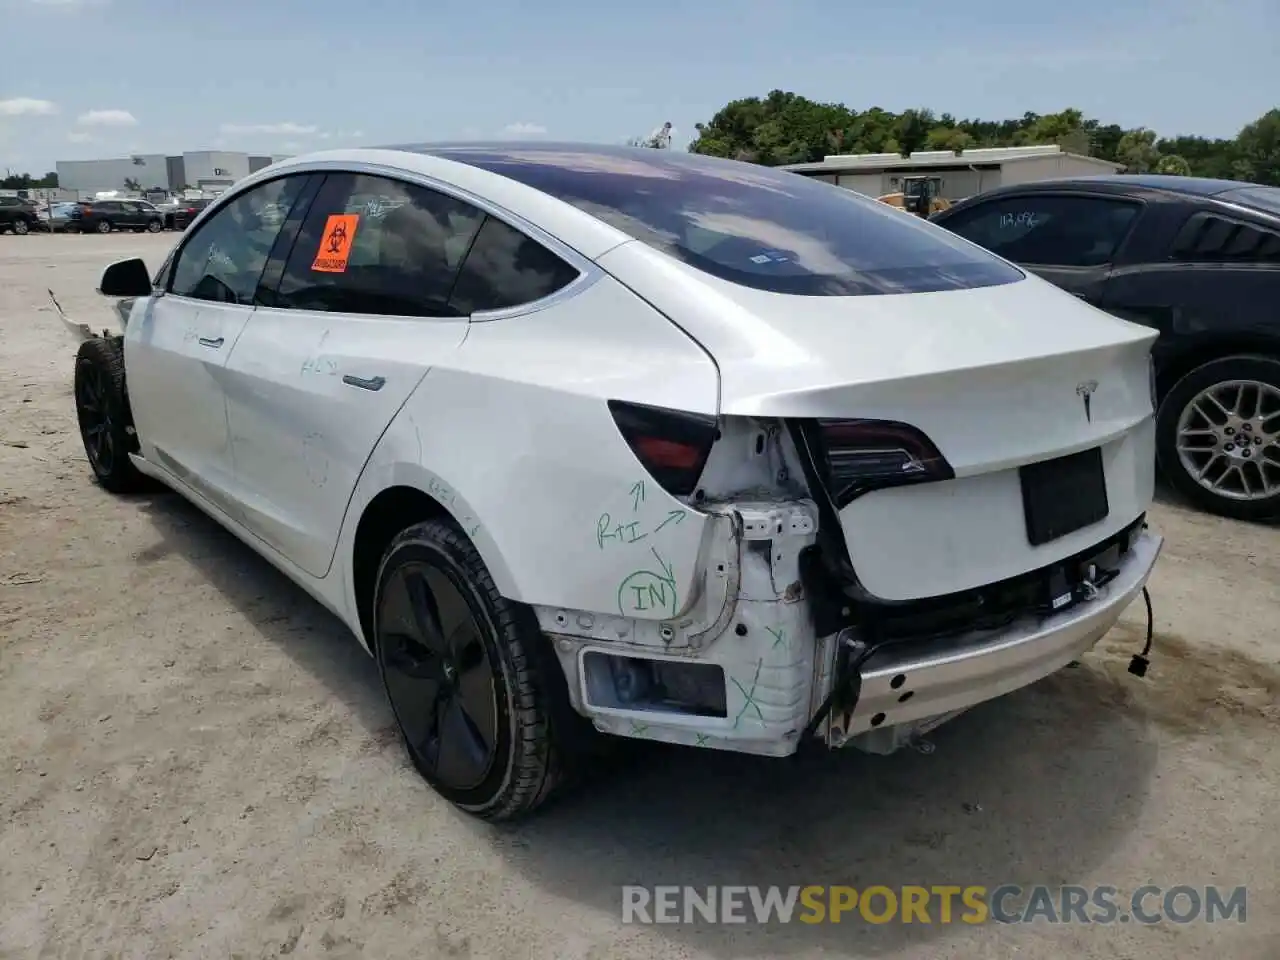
98,257,153,298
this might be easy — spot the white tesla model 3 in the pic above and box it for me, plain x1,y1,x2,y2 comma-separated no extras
71,143,1163,821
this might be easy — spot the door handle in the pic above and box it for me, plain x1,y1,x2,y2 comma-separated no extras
342,374,386,392
198,336,224,348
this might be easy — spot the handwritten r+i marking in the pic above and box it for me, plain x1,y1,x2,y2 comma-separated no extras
596,509,685,550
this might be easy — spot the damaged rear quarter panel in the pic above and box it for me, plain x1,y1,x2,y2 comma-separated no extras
334,273,720,627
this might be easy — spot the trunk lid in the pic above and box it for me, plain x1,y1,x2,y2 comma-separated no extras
598,241,1158,600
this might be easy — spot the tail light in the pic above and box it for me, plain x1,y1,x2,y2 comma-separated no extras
815,418,953,507
607,399,718,497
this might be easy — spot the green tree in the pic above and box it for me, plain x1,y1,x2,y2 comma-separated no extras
687,95,1280,185
1117,128,1160,173
1155,154,1192,176
1235,108,1280,185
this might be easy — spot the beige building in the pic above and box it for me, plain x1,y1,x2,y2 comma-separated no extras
782,144,1121,201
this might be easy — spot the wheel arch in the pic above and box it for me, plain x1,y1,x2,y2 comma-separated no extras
1156,334,1280,402
346,469,519,655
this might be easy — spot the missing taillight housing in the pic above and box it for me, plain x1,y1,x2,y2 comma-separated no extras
607,399,718,497
815,418,953,507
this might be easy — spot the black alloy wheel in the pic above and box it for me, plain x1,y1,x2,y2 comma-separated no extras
372,519,591,821
76,355,116,476
379,559,501,793
73,337,149,493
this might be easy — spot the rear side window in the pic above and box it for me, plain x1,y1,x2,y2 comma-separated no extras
941,194,1140,267
1171,211,1280,263
447,215,580,314
427,145,1022,296
274,173,485,316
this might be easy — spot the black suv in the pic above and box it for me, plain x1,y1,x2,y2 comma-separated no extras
69,199,164,234
0,195,40,235
931,175,1280,521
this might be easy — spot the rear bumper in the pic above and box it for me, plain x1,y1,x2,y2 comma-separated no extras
830,529,1163,744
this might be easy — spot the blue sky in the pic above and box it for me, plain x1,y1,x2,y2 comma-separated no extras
2,0,1276,174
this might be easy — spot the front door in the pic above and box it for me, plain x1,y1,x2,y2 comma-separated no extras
124,172,316,515
938,192,1142,306
222,171,489,577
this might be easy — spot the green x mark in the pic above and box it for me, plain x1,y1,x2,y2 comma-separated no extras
730,659,766,729
629,720,650,736
694,733,711,747
765,625,786,649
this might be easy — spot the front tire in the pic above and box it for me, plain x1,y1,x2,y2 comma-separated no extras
1156,355,1280,521
372,519,576,821
13,218,30,236
74,337,150,494
146,220,162,233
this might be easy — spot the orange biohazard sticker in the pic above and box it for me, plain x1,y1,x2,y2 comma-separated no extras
311,214,360,273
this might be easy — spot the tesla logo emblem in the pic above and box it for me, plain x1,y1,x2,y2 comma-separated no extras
1077,380,1099,422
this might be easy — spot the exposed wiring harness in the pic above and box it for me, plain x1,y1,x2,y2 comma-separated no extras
1128,585,1155,677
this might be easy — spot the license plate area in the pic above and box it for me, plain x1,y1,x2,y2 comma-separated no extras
1019,447,1109,546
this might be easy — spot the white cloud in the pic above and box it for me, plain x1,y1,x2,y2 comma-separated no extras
77,108,138,127
0,97,58,117
503,122,547,136
351,130,364,138
219,121,317,135
29,0,109,6
66,131,94,143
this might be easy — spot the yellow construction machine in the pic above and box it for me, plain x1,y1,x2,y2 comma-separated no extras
877,176,952,218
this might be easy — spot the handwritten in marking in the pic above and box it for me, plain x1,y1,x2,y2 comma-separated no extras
616,547,677,617
630,480,646,512
765,625,786,649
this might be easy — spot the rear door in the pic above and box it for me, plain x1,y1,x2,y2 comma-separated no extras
937,192,1142,304
221,171,486,577
124,172,317,515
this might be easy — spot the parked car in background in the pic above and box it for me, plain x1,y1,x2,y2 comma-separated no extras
167,198,212,230
64,144,1161,821
0,195,41,235
69,199,165,234
931,175,1280,521
46,201,81,232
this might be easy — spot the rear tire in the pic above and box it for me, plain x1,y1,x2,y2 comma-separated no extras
96,219,112,234
372,518,592,821
13,219,29,236
74,337,151,494
1156,354,1280,521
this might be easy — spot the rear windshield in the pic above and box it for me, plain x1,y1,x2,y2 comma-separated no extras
1218,186,1280,218
426,145,1024,296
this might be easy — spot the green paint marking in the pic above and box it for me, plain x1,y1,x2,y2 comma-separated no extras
616,547,678,617
630,721,650,736
652,509,685,534
694,733,711,747
731,659,766,729
630,480,646,512
597,513,647,548
765,625,786,649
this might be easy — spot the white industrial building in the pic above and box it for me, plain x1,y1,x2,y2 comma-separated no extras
782,144,1121,201
55,150,290,197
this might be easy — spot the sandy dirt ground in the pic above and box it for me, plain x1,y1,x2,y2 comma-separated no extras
1,232,1278,960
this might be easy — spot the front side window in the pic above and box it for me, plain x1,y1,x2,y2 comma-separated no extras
424,144,1023,296
169,175,310,304
273,173,485,316
942,194,1140,267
